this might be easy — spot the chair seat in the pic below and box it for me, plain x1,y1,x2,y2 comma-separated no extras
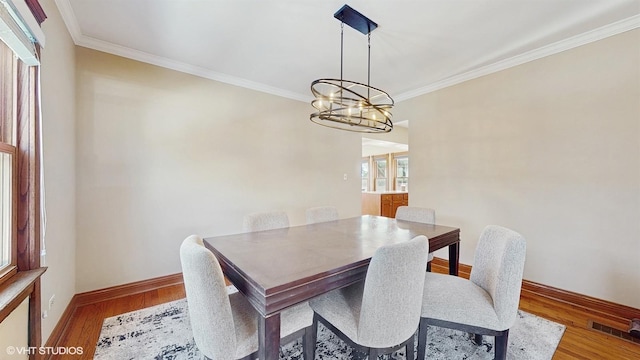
309,281,365,343
421,272,503,331
230,292,314,358
427,253,434,262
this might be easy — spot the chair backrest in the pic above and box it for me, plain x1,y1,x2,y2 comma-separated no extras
357,235,429,347
305,206,339,224
180,235,236,359
242,211,289,232
395,206,435,224
469,225,527,330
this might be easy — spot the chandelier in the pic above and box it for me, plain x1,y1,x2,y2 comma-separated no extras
310,5,394,133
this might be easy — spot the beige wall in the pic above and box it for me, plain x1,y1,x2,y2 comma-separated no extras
364,124,409,145
0,298,29,360
362,126,409,156
74,48,362,292
39,0,77,342
397,30,640,308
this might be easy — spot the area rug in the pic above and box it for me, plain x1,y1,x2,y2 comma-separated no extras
94,289,565,359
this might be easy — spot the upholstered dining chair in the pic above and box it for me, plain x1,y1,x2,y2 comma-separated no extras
416,225,527,360
305,206,339,224
180,235,314,360
395,206,436,271
309,235,430,360
242,211,289,232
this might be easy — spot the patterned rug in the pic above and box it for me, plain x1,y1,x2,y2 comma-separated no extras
94,290,565,359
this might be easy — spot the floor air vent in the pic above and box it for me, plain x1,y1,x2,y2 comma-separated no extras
588,320,640,344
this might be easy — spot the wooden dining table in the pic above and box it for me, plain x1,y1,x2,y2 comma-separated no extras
204,215,460,360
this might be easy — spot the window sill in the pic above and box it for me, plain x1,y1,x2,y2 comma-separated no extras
0,267,47,323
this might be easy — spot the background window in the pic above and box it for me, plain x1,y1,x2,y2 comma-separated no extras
0,40,17,282
0,151,12,270
361,160,369,191
375,158,387,192
395,156,408,191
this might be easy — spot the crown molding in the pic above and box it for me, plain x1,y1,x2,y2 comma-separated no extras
54,0,638,104
84,36,313,102
77,35,312,102
53,0,80,43
54,1,313,102
394,14,640,102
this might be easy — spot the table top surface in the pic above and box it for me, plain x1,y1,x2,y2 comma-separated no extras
204,215,459,296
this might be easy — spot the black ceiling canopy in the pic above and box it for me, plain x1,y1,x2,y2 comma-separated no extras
333,4,378,35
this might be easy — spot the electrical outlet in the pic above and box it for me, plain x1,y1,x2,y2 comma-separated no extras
42,311,48,319
48,294,56,310
343,173,348,180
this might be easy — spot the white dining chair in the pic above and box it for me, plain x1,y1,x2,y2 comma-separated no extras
395,206,436,271
305,206,339,224
242,211,289,232
180,235,314,360
416,225,527,360
308,235,430,359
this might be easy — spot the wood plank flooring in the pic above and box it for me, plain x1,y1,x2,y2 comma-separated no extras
52,265,639,359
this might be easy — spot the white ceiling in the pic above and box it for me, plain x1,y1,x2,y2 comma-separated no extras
55,0,639,103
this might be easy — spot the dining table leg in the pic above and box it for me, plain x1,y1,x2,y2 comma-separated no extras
258,313,281,360
448,242,460,276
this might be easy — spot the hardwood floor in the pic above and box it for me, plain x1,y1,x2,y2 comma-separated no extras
52,284,186,359
52,265,639,360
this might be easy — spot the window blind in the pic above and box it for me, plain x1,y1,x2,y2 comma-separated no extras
0,0,38,65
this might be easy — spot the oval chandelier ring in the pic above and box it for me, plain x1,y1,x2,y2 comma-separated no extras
310,79,393,133
309,4,394,133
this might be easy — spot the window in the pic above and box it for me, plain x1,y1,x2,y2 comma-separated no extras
375,157,387,191
361,160,369,191
363,153,408,192
395,156,408,191
0,151,14,271
0,40,17,282
0,0,45,348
